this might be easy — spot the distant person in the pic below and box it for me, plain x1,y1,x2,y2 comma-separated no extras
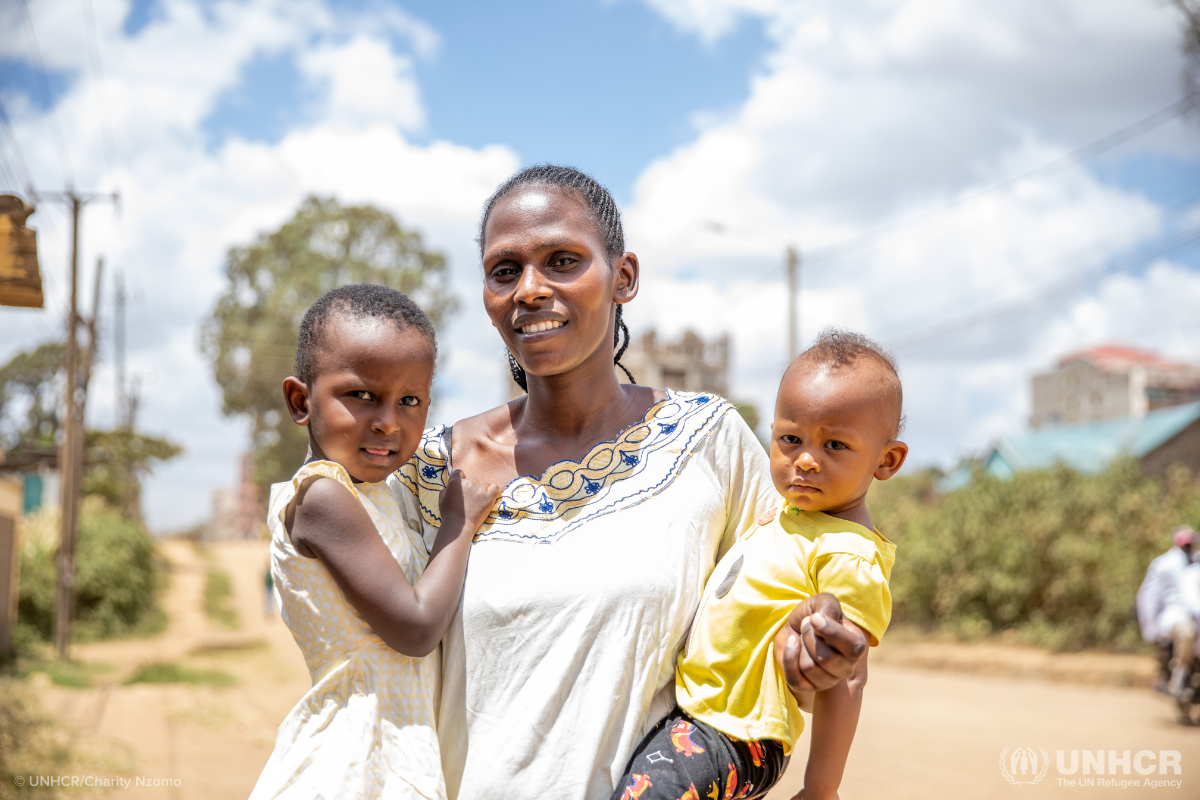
249,285,501,800
1136,527,1196,698
611,329,906,800
262,564,276,618
1179,546,1200,701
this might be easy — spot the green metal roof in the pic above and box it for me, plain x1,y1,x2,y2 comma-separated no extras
985,401,1200,477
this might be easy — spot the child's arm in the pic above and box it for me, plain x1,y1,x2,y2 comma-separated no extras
797,624,868,800
287,469,500,657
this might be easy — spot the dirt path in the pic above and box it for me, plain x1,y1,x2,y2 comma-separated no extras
30,541,1200,799
37,539,310,800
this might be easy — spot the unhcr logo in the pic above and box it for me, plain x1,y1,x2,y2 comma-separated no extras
999,747,1050,785
998,749,1184,789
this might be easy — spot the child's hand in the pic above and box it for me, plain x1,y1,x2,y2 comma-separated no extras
773,593,867,696
439,469,502,532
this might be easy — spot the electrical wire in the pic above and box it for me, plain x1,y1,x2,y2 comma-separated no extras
80,0,118,174
0,97,35,192
800,91,1200,271
18,0,74,187
709,92,1200,282
887,218,1200,353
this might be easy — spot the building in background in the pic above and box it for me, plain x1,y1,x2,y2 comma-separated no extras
976,344,1200,482
1031,345,1200,429
985,400,1200,480
506,328,730,400
207,453,265,540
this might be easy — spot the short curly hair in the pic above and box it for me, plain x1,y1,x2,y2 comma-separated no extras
294,284,437,385
790,327,905,437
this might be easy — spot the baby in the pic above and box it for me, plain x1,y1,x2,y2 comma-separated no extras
613,328,907,800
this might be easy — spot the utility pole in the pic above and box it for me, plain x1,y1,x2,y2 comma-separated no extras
36,188,118,661
786,245,800,364
114,268,126,427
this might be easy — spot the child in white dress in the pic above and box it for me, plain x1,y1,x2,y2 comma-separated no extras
250,285,500,800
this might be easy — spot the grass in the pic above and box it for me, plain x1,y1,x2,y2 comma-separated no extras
187,638,267,657
20,659,115,689
124,661,237,688
202,561,240,630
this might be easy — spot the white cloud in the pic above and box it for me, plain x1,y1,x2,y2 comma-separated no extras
1,0,516,531
624,0,1200,466
298,36,424,132
4,0,1199,531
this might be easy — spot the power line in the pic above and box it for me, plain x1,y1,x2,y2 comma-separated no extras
799,91,1200,271
887,218,1200,353
0,97,34,191
18,0,74,187
709,92,1200,282
80,0,118,174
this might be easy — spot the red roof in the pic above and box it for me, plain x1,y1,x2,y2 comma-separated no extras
1059,344,1196,372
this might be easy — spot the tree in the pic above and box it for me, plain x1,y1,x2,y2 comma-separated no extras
0,342,182,520
82,428,183,521
1172,1,1200,99
200,196,458,490
0,342,64,457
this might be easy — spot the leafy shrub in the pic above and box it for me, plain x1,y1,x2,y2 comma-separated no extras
870,459,1200,651
16,499,165,644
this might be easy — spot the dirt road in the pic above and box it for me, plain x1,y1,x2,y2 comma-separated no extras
31,540,1200,799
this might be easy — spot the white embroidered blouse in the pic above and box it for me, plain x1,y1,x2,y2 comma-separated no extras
397,391,776,800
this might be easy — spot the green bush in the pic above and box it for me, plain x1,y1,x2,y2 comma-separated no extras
16,499,165,644
870,458,1200,651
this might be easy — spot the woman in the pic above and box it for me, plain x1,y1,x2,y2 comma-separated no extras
398,166,865,800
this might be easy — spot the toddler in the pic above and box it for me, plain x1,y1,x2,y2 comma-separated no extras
250,284,499,800
613,328,908,800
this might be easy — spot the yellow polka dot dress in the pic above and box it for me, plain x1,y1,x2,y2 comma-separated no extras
250,461,445,800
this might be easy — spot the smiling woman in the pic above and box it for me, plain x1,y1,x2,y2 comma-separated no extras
396,166,867,800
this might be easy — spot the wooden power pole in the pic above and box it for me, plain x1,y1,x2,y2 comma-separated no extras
786,245,800,364
36,188,117,661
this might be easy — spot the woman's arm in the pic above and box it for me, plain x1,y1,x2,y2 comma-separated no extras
289,469,500,657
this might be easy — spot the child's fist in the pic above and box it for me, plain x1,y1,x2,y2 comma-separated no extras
439,469,502,530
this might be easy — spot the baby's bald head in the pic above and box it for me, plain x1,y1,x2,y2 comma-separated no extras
782,328,904,441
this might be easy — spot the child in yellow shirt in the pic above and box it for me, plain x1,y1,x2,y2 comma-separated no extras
611,328,908,800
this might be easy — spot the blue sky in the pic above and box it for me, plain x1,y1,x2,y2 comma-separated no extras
197,0,770,204
2,0,1200,530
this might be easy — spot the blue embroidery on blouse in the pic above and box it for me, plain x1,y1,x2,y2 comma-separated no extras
397,390,732,544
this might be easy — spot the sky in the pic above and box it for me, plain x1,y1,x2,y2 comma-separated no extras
2,0,1200,532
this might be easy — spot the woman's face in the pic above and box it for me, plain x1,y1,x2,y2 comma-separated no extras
481,187,638,383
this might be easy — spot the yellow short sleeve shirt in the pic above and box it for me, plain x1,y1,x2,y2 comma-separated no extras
675,502,895,751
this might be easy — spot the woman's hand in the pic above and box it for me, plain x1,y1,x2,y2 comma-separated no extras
773,593,868,696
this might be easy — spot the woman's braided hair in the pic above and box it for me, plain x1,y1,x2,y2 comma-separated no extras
479,164,635,392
